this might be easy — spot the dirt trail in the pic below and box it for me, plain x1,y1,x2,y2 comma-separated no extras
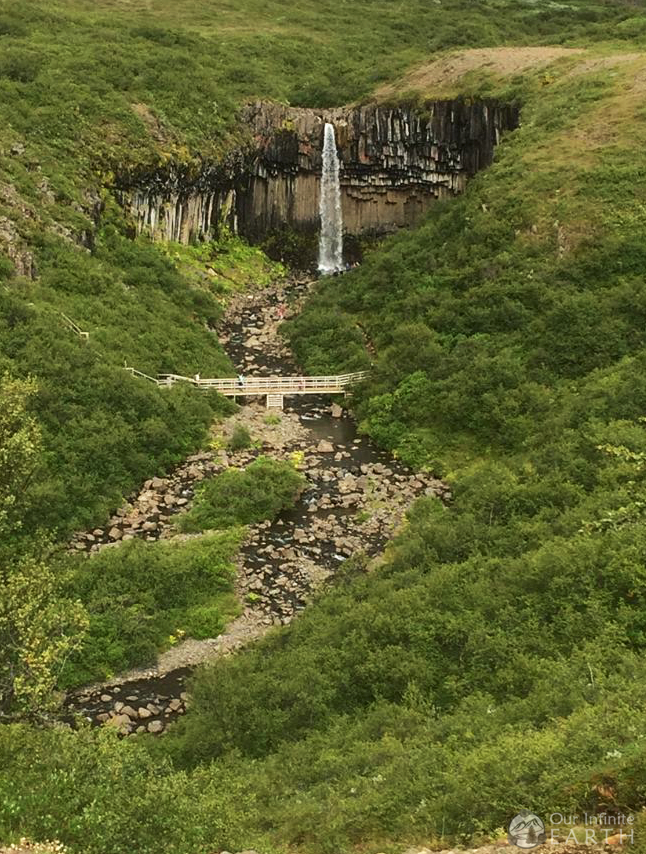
374,45,646,102
375,46,585,98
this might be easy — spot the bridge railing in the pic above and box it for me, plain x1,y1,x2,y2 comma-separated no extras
156,371,369,395
125,366,163,385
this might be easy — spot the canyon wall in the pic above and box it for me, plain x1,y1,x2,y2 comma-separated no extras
116,99,519,244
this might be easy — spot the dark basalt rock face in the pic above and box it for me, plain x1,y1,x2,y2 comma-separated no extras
116,98,519,244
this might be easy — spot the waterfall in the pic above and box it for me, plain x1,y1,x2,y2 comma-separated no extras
318,122,343,273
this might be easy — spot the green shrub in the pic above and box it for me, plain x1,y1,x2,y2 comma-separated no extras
178,456,304,533
58,533,240,687
0,724,256,854
227,424,252,451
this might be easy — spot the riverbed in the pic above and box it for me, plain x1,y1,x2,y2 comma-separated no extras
66,277,449,735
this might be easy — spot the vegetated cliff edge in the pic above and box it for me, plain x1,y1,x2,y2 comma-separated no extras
116,98,519,244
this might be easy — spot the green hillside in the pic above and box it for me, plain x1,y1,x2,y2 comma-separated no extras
4,1,646,853
0,0,643,533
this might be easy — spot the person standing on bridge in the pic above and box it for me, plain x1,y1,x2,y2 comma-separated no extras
238,373,245,388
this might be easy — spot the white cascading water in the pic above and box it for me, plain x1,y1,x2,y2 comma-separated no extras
318,122,343,273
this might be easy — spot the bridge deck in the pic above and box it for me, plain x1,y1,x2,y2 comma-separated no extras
157,372,369,395
126,369,369,396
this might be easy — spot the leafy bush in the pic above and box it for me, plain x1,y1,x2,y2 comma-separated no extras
0,725,256,854
178,456,304,533
0,48,40,82
227,424,252,451
58,533,240,688
0,374,87,719
161,453,646,849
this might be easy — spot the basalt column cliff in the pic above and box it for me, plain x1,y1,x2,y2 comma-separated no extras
118,99,519,244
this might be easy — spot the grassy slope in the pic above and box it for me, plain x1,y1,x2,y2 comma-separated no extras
1,1,644,537
0,220,289,535
1,0,634,254
288,46,646,469
172,47,646,851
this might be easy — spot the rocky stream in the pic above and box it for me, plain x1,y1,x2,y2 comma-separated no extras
66,277,450,736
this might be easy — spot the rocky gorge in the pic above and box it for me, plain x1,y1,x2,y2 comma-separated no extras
66,276,450,736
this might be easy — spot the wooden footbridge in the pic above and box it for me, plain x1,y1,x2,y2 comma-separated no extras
125,368,369,409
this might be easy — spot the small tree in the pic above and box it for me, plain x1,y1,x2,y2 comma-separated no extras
0,552,88,718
